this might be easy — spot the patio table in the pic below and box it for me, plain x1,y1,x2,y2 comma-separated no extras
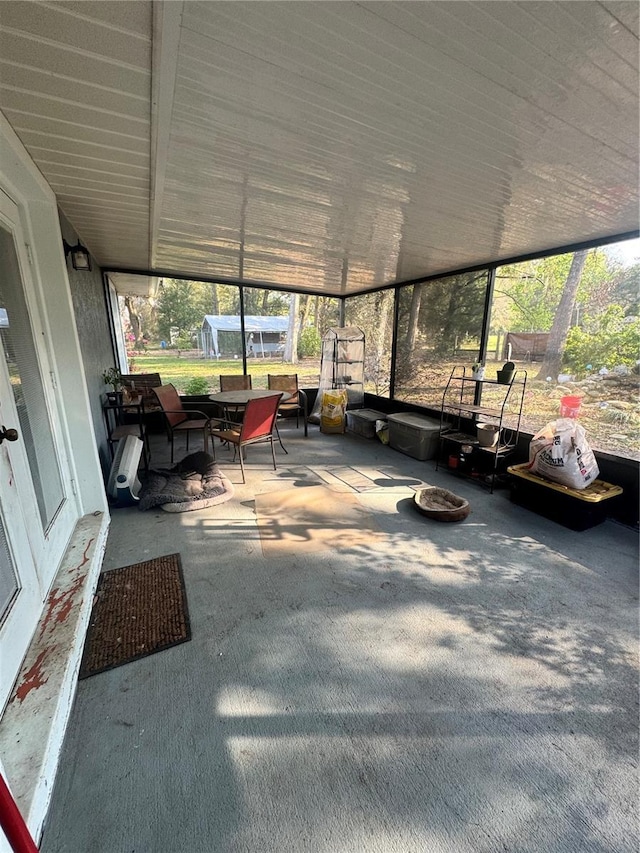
209,389,291,408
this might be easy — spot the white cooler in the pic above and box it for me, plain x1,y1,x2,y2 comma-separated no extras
387,413,441,460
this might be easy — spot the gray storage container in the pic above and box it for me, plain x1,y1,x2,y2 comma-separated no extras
387,412,441,460
346,408,388,439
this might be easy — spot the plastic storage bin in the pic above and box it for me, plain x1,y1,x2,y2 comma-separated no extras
387,413,441,460
507,463,623,530
346,409,388,439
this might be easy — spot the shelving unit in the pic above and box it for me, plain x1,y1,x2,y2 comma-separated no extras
310,327,365,422
435,366,527,492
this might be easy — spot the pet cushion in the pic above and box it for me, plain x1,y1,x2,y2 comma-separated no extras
138,452,234,512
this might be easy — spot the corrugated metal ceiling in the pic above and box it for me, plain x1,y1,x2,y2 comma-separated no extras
0,1,637,296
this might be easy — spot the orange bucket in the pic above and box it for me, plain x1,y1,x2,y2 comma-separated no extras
560,395,582,418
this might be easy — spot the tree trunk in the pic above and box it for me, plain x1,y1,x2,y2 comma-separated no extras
300,294,312,328
535,249,588,380
124,295,143,347
210,283,219,315
284,293,299,363
406,284,422,353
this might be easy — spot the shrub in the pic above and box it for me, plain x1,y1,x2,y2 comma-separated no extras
564,305,640,373
298,326,321,358
183,376,210,395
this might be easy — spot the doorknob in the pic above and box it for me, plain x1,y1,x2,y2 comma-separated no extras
0,426,18,444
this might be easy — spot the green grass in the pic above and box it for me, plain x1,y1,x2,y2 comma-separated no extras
127,351,321,394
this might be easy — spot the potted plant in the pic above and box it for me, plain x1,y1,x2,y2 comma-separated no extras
496,361,516,384
471,361,485,380
102,366,123,403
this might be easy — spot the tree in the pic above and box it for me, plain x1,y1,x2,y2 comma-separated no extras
283,292,299,363
609,263,640,316
156,279,210,341
344,290,394,394
406,285,422,354
210,283,219,315
496,249,616,333
121,295,160,347
120,295,159,348
242,288,288,316
432,274,486,356
124,295,143,348
535,249,588,380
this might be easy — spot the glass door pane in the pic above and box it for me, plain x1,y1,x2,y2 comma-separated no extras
0,224,64,531
0,516,18,621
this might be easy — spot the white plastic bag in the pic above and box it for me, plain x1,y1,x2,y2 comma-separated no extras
375,419,389,445
528,418,599,489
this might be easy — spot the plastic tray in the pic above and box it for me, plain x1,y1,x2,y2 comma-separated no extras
507,464,623,503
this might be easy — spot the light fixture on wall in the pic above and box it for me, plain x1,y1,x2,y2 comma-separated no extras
63,239,92,272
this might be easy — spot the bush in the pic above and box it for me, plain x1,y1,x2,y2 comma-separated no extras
564,305,640,373
183,376,210,395
298,326,321,358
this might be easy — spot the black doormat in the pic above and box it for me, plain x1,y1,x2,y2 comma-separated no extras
79,553,191,679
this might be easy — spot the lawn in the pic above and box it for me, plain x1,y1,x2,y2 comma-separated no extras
127,350,321,393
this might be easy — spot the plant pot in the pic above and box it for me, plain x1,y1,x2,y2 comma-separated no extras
496,361,516,384
477,422,500,447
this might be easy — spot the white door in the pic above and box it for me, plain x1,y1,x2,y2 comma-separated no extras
0,189,78,711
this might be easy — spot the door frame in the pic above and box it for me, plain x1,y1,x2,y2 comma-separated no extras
0,115,109,696
0,186,80,713
0,114,108,516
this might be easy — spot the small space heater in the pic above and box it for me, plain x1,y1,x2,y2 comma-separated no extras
107,435,143,506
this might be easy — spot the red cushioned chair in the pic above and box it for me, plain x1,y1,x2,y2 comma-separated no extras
153,383,213,463
209,393,282,483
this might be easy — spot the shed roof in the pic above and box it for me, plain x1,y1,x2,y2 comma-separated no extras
202,315,289,333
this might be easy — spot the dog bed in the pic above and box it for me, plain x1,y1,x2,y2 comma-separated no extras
138,451,234,512
413,486,470,522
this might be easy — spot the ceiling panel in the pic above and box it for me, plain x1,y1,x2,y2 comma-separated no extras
0,1,637,296
0,0,152,270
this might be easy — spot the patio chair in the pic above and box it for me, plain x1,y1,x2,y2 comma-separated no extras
219,374,252,391
152,383,214,463
219,374,252,421
209,393,282,483
267,374,308,437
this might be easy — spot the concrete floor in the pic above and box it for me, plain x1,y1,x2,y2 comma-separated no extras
42,423,639,853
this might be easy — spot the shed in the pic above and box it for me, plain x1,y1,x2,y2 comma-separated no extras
201,315,289,358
